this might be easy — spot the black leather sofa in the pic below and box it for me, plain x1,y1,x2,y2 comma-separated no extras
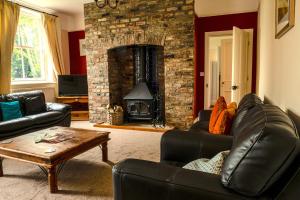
161,93,264,166
0,91,71,139
113,94,300,200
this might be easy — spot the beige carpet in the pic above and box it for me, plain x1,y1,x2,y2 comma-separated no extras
0,121,162,200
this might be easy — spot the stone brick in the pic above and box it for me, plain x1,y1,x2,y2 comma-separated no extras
130,18,140,22
167,7,178,12
182,5,194,11
98,18,107,22
120,19,130,23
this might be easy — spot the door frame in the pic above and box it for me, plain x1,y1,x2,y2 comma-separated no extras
204,30,233,109
204,29,254,109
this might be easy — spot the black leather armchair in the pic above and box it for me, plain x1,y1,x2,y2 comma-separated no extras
0,91,71,139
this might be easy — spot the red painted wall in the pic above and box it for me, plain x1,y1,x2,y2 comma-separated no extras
194,12,258,117
68,31,87,74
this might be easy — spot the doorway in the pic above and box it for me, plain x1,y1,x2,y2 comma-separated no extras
204,27,253,109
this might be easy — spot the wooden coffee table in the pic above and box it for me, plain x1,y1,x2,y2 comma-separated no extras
0,126,110,193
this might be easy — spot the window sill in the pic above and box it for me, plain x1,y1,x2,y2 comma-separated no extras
11,81,56,86
11,81,56,91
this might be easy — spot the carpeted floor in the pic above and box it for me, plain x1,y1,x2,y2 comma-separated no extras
0,121,162,200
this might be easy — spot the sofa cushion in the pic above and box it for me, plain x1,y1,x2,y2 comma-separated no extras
26,111,63,125
211,109,229,134
211,107,236,135
227,102,237,110
24,95,47,115
7,91,46,116
0,117,34,133
236,93,263,113
190,121,209,131
6,90,45,101
183,150,230,175
6,96,27,116
221,104,299,196
230,93,263,136
209,96,227,133
0,101,23,121
0,95,7,122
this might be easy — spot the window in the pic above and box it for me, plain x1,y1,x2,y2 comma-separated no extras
11,8,50,82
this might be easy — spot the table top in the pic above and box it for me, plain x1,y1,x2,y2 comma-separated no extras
0,127,110,166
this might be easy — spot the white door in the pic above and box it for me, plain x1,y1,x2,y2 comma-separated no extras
231,27,253,104
220,39,233,103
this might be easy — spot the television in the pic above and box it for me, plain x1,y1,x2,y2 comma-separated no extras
58,75,88,96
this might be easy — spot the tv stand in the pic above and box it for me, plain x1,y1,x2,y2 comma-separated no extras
57,96,89,121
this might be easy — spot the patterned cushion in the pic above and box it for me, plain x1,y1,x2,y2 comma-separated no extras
209,96,227,133
193,117,199,124
183,150,230,175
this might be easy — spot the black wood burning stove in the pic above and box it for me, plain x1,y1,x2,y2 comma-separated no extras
124,83,154,121
123,45,163,125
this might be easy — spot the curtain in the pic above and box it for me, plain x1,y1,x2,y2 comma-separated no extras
0,0,20,94
42,14,65,76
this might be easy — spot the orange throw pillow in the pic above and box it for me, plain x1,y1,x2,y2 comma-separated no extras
209,96,227,133
227,102,237,110
211,109,230,134
211,102,237,135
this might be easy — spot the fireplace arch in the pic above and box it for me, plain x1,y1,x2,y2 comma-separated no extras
107,44,165,125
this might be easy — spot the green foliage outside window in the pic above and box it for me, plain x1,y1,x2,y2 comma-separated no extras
11,9,45,81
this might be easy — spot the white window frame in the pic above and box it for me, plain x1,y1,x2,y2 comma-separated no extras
12,8,54,85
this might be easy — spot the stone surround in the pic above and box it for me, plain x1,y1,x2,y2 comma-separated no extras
107,46,134,107
84,0,194,129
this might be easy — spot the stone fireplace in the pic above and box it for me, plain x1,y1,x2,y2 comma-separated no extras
84,0,195,129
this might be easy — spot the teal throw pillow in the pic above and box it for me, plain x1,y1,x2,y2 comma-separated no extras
0,101,23,121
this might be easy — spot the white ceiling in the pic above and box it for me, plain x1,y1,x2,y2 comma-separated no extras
195,0,260,17
16,0,260,17
15,0,94,15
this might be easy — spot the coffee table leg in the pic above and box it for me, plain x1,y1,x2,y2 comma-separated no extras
47,166,58,193
101,142,108,162
0,158,3,177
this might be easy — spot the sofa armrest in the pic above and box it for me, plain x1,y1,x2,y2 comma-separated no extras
46,103,72,113
113,159,255,200
161,129,233,164
198,110,212,122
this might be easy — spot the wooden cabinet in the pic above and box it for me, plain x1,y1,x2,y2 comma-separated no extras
57,96,89,121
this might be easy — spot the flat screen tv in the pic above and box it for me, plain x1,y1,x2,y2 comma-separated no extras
58,75,88,96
